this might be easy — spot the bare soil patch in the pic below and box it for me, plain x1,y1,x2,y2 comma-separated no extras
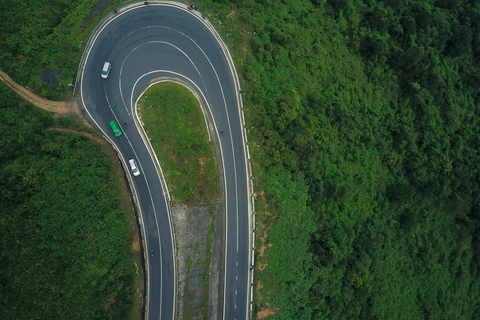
173,204,216,320
256,221,271,272
0,71,91,128
257,308,276,319
1,71,69,114
131,235,140,253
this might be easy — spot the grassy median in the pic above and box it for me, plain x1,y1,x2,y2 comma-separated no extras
137,82,219,204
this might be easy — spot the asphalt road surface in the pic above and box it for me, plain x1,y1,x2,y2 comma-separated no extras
80,3,249,320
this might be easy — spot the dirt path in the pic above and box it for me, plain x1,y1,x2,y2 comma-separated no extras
0,71,91,127
0,71,70,113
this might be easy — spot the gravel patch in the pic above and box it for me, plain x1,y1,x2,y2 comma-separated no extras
173,203,220,320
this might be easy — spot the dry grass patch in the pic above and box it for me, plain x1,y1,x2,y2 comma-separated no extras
256,307,276,319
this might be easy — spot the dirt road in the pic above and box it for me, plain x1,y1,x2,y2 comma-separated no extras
0,71,91,127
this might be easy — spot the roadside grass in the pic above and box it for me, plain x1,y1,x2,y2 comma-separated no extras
137,82,219,204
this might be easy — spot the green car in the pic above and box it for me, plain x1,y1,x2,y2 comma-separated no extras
109,120,122,137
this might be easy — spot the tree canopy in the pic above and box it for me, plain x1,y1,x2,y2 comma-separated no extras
0,83,135,320
197,0,480,317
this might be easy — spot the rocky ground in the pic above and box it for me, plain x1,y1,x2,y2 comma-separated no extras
172,202,223,320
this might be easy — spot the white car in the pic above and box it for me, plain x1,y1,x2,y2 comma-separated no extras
101,62,112,79
129,159,140,176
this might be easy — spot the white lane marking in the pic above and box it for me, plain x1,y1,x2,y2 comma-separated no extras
115,32,219,318
80,39,161,320
146,28,244,307
102,82,165,320
105,25,211,114
129,70,225,320
127,22,246,320
78,7,197,320
184,24,241,254
120,39,205,115
79,18,157,320
85,6,248,319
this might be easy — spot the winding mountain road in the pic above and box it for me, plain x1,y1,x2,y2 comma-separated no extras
79,3,250,320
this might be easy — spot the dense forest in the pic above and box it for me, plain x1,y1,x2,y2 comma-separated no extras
198,0,480,318
0,0,118,100
0,82,136,319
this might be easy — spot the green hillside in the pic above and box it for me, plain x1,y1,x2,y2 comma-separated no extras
1,0,479,318
0,83,138,320
197,0,480,318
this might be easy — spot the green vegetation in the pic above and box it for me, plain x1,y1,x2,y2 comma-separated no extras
2,0,480,318
0,0,122,100
197,0,480,318
0,83,140,320
137,82,219,204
